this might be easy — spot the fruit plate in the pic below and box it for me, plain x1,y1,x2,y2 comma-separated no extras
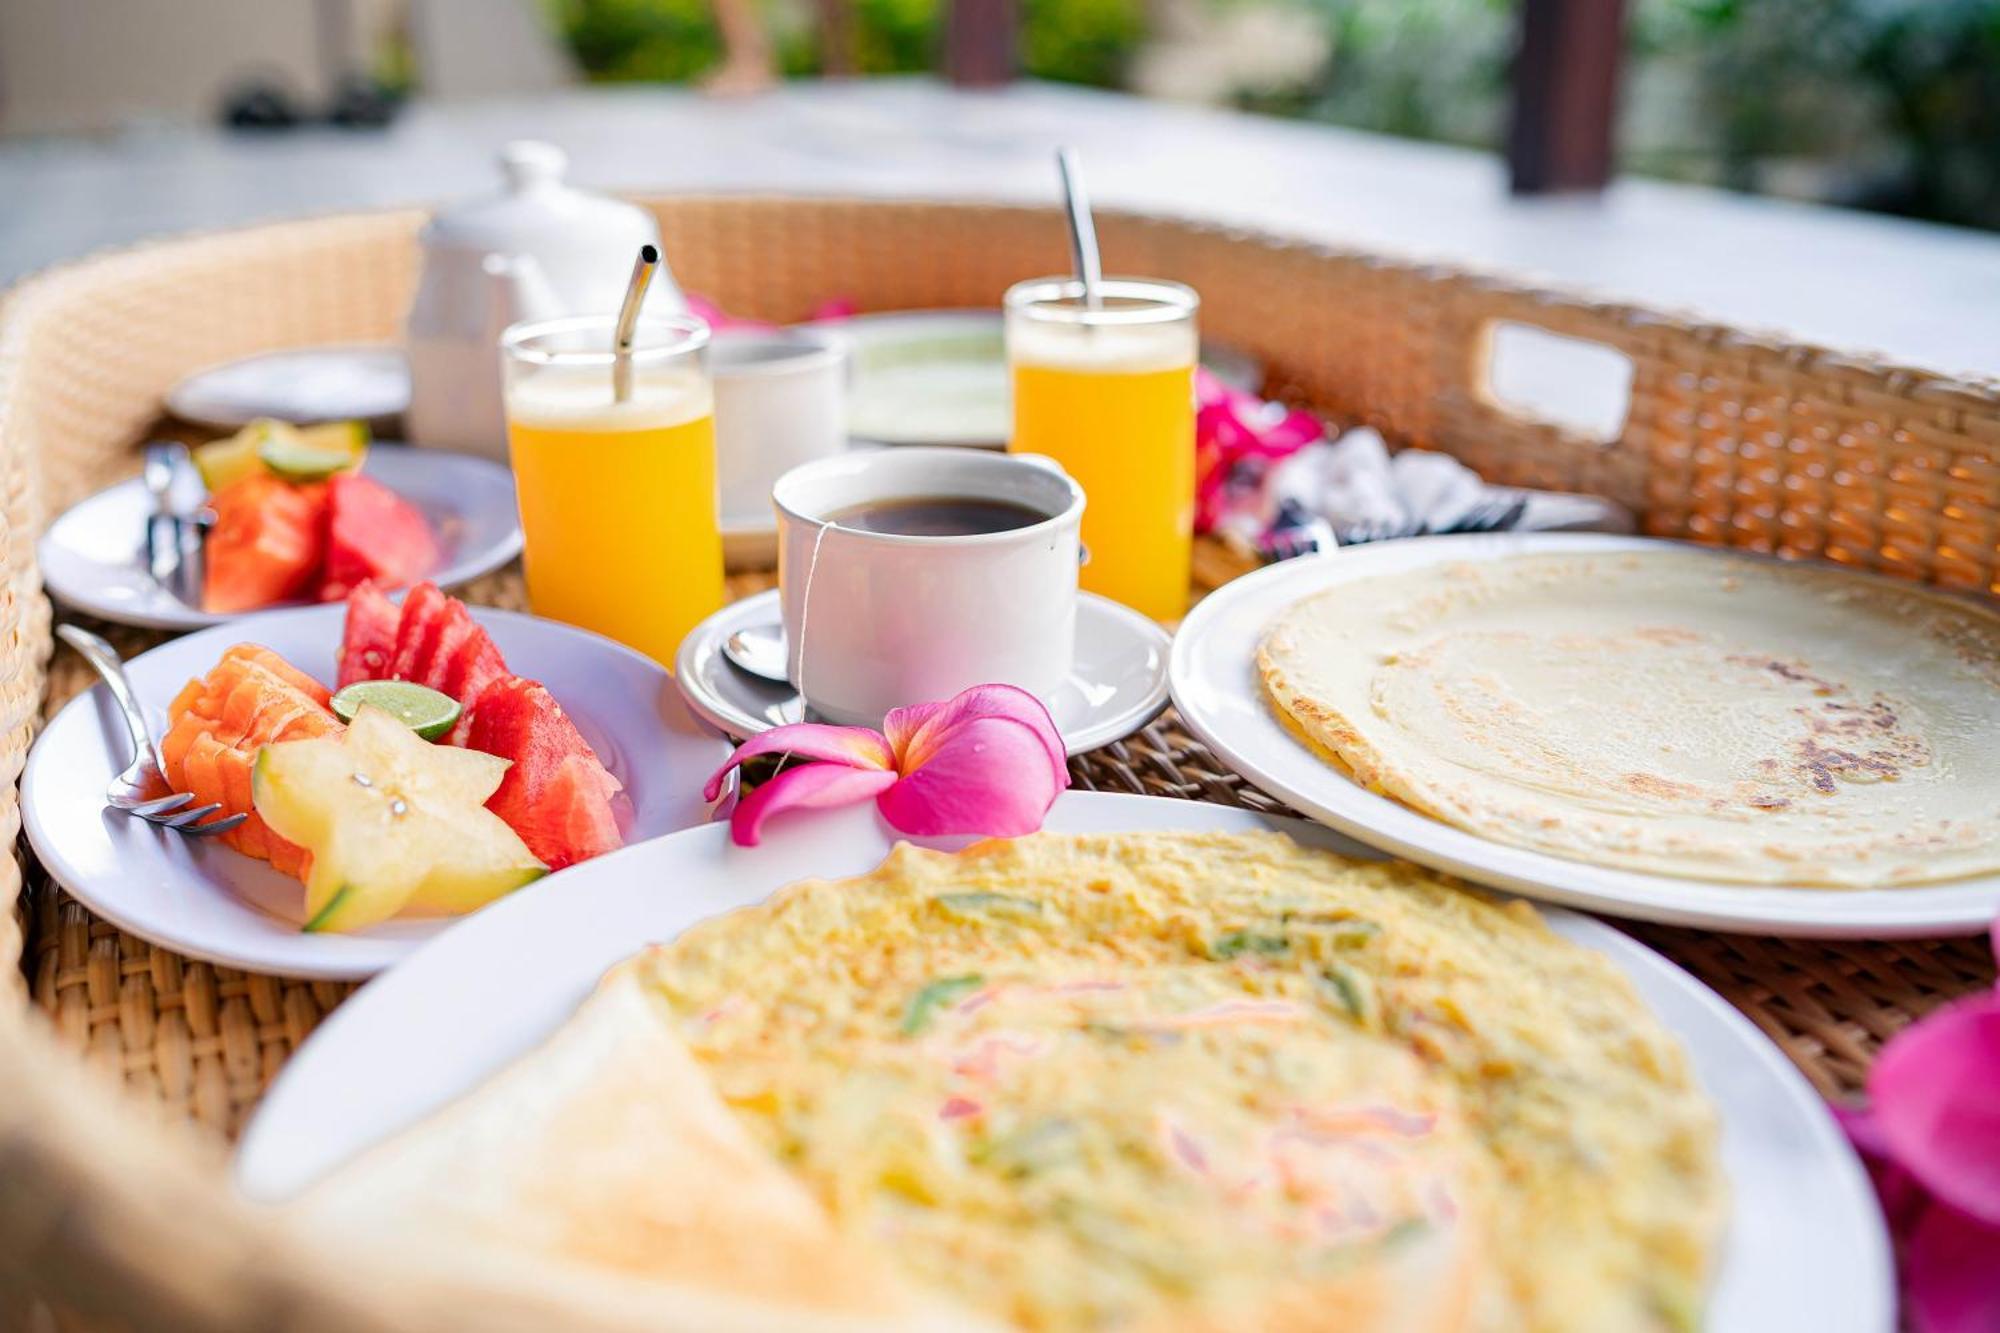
23,604,731,979
39,444,522,631
234,792,1892,1333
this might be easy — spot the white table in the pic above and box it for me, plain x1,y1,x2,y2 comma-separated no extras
4,78,1996,380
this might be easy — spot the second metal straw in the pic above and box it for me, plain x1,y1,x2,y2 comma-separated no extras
1056,148,1103,311
611,243,660,403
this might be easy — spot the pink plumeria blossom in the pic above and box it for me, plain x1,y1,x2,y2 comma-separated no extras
684,293,857,334
702,684,1068,847
1837,920,2000,1333
1193,367,1324,533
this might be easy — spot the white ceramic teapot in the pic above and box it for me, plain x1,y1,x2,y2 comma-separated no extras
404,140,685,459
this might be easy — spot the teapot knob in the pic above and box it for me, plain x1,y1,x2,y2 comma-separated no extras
499,139,567,193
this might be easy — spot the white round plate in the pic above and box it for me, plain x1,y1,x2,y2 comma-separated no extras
815,309,1265,449
23,604,731,979
39,444,522,631
1172,532,2000,937
235,791,1891,1332
165,344,411,430
674,588,1170,755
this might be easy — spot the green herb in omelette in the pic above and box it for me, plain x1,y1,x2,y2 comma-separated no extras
1208,929,1289,960
901,973,984,1035
935,891,1044,923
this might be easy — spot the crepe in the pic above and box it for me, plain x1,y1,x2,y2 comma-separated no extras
296,961,990,1332
1259,549,2000,887
304,831,1722,1332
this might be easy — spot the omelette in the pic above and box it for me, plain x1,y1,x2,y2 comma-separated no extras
302,832,1724,1333
1260,548,2000,886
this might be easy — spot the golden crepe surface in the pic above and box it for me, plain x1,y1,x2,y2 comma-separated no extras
304,832,1721,1331
1259,548,2000,887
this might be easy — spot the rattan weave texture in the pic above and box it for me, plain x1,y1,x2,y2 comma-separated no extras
5,196,1998,1329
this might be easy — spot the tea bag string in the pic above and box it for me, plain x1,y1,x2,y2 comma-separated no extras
787,516,834,744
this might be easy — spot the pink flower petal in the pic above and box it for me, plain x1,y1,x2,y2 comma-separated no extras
702,723,893,802
1869,993,2000,1226
884,684,1067,791
877,713,1064,838
1906,1201,2000,1333
1837,1101,1931,1236
728,761,897,847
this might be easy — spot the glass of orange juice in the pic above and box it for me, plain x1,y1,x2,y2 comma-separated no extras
500,313,723,666
1004,277,1199,622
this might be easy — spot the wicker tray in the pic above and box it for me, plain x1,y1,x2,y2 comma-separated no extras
4,196,1996,1327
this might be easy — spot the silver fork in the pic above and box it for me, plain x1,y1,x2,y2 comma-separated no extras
59,625,247,836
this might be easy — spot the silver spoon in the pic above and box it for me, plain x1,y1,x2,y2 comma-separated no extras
723,622,791,684
1056,147,1103,311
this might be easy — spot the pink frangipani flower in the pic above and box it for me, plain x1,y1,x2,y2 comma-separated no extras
702,684,1069,847
1838,919,2000,1333
1193,367,1324,533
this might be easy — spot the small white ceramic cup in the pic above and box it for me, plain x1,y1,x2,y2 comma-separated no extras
772,447,1085,727
711,329,848,524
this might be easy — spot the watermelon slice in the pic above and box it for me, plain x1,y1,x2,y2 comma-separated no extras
441,622,510,746
338,582,401,688
387,583,449,681
463,675,624,870
202,475,329,613
319,473,440,602
415,598,480,696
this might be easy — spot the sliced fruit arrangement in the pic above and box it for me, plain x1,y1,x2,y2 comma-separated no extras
339,582,627,869
192,418,440,614
157,584,625,932
255,706,545,933
162,644,344,878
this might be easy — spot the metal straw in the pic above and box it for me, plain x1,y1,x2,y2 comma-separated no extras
611,243,660,403
1056,148,1102,311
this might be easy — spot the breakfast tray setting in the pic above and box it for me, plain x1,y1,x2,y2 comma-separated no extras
5,196,1999,1327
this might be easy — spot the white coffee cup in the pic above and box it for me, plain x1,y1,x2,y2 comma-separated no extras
772,447,1085,727
712,329,847,525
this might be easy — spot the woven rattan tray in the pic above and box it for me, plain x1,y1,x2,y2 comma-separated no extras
5,197,1997,1327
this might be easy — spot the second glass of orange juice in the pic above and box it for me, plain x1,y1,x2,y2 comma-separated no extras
500,314,723,666
1005,278,1199,622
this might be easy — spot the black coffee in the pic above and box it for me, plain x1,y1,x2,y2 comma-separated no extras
827,495,1048,537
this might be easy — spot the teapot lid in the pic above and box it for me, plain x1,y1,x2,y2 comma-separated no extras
420,140,654,257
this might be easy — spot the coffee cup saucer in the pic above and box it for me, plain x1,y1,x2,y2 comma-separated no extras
674,589,1171,755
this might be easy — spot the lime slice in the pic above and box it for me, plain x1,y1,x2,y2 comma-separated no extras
259,437,358,482
297,420,370,455
195,418,288,491
331,681,462,741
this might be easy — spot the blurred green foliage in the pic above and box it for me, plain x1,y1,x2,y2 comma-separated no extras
550,0,2000,231
553,0,1143,85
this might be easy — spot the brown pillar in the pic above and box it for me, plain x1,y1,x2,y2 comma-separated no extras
946,0,1018,88
1507,0,1628,194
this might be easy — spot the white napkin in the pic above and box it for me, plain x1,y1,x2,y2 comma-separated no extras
1216,428,1633,546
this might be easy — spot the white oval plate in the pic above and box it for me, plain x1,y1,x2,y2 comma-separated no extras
24,604,731,979
166,344,411,430
814,309,1265,449
235,791,1890,1332
675,589,1171,755
39,444,522,631
1172,532,2000,937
